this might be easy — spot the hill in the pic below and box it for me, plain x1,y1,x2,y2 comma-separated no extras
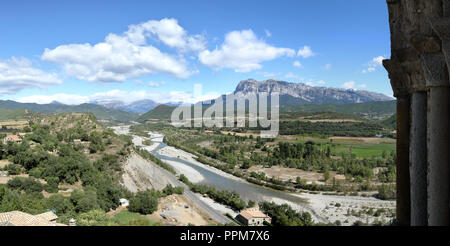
91,99,159,114
380,113,396,129
0,108,33,121
137,104,176,122
281,100,396,119
0,100,139,123
137,100,396,122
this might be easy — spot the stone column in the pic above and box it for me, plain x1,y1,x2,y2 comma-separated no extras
409,89,428,226
383,59,411,226
422,52,450,226
396,93,411,226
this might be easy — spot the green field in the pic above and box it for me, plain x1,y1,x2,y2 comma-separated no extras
113,210,157,226
332,142,395,158
275,134,396,158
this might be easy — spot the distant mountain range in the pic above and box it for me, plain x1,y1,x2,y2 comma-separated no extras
91,99,159,114
137,100,396,122
0,100,139,123
1,78,394,123
234,79,392,104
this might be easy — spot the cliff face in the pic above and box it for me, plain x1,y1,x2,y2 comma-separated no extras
233,79,392,104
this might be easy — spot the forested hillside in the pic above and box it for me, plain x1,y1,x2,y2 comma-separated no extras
0,113,133,223
0,100,139,123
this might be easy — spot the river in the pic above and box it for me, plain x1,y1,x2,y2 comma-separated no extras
111,125,326,222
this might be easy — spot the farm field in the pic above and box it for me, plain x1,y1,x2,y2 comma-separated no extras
273,135,395,159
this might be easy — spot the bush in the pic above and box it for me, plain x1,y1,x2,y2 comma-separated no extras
376,184,396,200
162,184,184,196
128,190,159,215
45,177,59,193
77,210,117,226
7,177,43,193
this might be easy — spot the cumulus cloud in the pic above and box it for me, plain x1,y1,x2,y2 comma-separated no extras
264,29,272,38
198,29,295,72
41,18,202,82
16,89,221,105
293,60,302,68
16,94,89,105
341,81,367,90
362,56,385,73
297,46,315,58
0,57,61,95
125,18,206,52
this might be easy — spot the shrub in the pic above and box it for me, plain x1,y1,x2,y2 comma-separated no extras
128,190,159,215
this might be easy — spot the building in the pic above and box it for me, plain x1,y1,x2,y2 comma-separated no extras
383,0,450,226
2,135,22,144
69,218,76,226
0,211,66,226
119,198,129,207
235,208,271,226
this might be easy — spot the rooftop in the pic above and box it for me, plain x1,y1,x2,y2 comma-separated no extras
239,208,270,220
0,211,65,226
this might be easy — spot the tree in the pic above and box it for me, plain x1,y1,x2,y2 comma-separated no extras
323,170,330,182
128,190,159,215
46,194,74,216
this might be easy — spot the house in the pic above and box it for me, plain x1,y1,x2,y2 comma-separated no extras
2,135,22,144
35,211,58,223
69,218,76,226
235,208,271,226
0,211,66,226
119,198,129,207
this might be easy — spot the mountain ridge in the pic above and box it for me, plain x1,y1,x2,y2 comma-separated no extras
233,79,392,104
0,100,139,123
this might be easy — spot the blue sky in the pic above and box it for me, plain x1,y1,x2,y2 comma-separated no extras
0,0,392,105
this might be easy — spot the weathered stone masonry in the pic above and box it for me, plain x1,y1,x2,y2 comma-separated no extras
383,0,450,226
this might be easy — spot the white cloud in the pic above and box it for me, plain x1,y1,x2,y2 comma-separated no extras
362,56,385,73
264,29,272,38
323,64,332,70
306,79,326,86
41,18,201,82
297,46,315,58
341,81,367,90
0,57,61,95
198,29,295,72
16,94,89,105
125,18,206,53
148,81,166,87
293,61,302,68
342,81,356,89
257,71,281,78
16,89,221,105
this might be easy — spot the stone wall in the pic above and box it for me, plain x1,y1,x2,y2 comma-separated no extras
383,0,450,226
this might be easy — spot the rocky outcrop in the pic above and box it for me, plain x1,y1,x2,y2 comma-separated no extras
233,79,392,104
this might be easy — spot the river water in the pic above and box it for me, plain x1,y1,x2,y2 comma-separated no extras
112,125,325,222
